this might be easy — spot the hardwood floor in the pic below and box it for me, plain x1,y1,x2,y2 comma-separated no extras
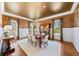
60,42,79,56
4,39,79,56
4,39,26,56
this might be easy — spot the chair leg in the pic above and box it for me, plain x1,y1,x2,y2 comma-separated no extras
30,40,31,44
44,43,46,48
44,42,46,48
47,42,48,46
35,42,37,47
44,42,48,48
31,41,33,45
28,39,29,43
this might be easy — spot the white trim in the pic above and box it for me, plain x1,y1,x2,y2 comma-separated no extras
1,2,34,21
36,2,78,21
3,12,34,21
36,11,72,21
70,2,79,13
73,27,79,52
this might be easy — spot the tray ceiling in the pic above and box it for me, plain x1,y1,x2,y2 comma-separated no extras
4,2,73,20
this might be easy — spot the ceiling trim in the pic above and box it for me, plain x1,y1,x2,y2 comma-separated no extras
1,2,34,21
3,12,34,21
2,2,78,22
36,2,78,21
36,10,72,21
70,2,78,13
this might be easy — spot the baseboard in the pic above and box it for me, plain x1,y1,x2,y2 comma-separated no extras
63,40,72,44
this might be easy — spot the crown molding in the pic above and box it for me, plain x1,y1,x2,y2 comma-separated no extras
35,11,72,21
3,12,34,21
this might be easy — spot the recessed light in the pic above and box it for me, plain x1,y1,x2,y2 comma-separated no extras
43,5,46,8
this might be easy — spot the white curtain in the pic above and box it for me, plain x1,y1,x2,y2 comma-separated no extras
0,26,3,55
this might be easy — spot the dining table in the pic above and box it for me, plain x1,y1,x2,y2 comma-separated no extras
35,35,45,48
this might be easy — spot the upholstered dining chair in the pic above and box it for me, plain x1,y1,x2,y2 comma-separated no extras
27,34,32,44
31,35,38,47
42,35,49,47
41,33,45,36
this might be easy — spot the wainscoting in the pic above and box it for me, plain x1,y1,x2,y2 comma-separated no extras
19,28,29,38
63,28,73,42
63,27,79,53
73,27,79,52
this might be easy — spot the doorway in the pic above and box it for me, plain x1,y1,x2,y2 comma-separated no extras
53,19,63,41
40,24,51,39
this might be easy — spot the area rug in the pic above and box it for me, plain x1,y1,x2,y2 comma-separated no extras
17,39,61,56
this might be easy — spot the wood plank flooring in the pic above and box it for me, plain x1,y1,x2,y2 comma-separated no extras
4,39,26,56
4,39,79,56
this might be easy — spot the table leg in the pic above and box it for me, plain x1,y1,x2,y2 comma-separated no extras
39,39,41,48
6,40,11,50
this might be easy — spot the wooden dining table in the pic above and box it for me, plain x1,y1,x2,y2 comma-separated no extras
35,35,45,48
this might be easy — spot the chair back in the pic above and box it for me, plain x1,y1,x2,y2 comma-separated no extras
28,34,31,40
31,35,36,42
41,33,45,36
45,35,49,41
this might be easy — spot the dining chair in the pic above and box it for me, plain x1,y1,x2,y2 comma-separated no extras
31,35,38,47
27,34,32,44
41,33,45,36
42,35,49,47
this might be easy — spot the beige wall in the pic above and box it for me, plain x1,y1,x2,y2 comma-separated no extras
73,4,79,27
53,4,79,28
19,19,29,28
39,19,52,25
2,15,9,27
39,14,74,28
2,15,29,28
62,14,74,28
